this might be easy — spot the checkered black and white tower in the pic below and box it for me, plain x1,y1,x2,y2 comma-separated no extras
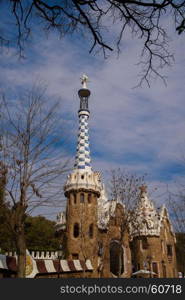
64,75,103,272
64,75,102,196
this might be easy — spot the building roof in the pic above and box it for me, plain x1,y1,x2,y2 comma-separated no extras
130,186,161,237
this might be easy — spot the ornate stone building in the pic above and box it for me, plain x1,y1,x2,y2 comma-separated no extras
55,75,178,278
130,186,178,278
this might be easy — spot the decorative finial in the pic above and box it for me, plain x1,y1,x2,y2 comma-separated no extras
139,185,147,193
81,74,89,89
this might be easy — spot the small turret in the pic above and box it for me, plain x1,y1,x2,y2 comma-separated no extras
131,185,161,237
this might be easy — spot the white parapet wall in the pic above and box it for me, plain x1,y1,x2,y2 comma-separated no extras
5,250,59,260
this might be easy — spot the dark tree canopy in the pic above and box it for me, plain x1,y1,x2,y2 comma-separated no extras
25,215,60,251
0,164,15,252
0,160,60,252
175,233,185,275
0,213,61,252
1,0,185,85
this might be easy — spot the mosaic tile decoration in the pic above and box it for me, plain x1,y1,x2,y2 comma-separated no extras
74,113,91,170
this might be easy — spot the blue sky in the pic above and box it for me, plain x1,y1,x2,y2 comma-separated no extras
0,8,185,218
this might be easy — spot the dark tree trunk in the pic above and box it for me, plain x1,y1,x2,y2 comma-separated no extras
12,202,27,278
17,225,26,278
16,224,26,278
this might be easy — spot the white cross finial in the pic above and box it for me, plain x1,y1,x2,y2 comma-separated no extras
81,74,89,89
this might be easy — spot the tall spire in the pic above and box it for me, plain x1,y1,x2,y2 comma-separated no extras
64,75,102,197
74,74,92,171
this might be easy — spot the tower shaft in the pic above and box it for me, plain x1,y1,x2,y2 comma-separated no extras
74,111,91,170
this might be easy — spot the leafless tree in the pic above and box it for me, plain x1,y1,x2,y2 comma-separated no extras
108,168,146,230
0,86,69,277
1,1,185,86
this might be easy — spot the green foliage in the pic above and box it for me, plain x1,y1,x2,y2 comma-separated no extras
0,212,15,253
0,174,60,252
0,200,60,252
25,215,60,251
0,171,15,253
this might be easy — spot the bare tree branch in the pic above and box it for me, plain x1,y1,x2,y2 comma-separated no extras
0,84,69,277
0,1,185,85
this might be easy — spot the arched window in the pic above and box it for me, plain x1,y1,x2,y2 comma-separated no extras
167,244,173,256
110,241,124,276
80,193,84,203
73,223,79,238
73,193,77,204
88,193,91,204
89,224,93,238
98,242,103,257
142,237,148,250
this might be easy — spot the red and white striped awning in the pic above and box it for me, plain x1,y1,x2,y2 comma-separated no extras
0,255,17,273
35,258,93,274
0,254,93,277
